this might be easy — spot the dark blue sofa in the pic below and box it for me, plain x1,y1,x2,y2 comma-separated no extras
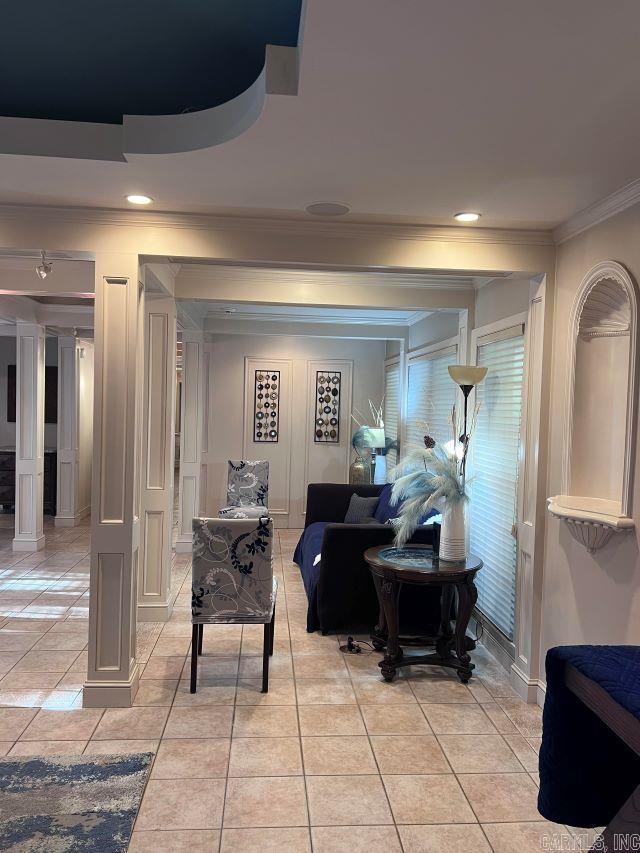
294,482,441,633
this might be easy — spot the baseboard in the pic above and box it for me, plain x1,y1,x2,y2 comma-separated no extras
54,506,91,527
12,535,45,552
536,679,547,708
174,538,192,553
83,665,141,708
137,600,174,622
510,663,540,703
475,622,513,673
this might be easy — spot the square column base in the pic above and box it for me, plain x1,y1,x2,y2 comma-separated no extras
13,535,45,552
55,507,91,528
83,665,141,708
137,601,174,622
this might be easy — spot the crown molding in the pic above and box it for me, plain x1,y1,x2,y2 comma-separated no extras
0,203,554,248
554,178,640,244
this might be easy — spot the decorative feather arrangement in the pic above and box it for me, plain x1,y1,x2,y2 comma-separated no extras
389,403,479,548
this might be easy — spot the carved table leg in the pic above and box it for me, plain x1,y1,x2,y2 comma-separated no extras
370,581,387,652
436,584,455,659
374,573,402,681
454,575,478,683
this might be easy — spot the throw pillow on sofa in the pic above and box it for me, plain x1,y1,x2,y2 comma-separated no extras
344,494,380,523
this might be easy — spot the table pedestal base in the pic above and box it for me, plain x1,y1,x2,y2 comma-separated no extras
371,572,478,684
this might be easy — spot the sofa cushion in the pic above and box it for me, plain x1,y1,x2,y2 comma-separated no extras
374,482,440,526
344,494,379,523
373,484,395,523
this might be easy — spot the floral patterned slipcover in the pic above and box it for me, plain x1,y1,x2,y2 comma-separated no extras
219,460,269,519
192,516,276,624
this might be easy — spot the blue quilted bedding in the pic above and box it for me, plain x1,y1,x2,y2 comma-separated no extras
538,645,640,827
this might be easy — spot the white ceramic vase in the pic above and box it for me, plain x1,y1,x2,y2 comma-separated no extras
439,500,467,561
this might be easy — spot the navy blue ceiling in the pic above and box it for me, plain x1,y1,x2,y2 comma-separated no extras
2,1,302,125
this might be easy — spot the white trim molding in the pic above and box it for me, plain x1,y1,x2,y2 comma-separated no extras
555,178,640,244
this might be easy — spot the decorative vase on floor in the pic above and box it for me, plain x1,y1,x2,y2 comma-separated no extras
349,455,373,485
439,500,467,561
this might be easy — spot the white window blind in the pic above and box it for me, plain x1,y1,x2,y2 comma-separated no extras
469,330,525,642
405,346,457,453
384,363,400,468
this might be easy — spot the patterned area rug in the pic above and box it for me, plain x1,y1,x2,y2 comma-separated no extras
0,752,153,851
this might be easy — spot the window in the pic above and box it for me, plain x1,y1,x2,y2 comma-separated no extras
469,325,525,643
384,361,400,468
405,343,457,453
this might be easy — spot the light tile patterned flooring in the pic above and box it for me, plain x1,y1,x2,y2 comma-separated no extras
0,520,595,852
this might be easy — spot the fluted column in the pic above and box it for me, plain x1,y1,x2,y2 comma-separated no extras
84,255,143,708
13,322,46,552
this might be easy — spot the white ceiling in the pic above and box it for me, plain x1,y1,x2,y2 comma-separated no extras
1,0,639,230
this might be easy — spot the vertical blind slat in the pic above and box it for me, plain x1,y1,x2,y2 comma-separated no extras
384,364,400,468
405,350,457,451
469,333,525,642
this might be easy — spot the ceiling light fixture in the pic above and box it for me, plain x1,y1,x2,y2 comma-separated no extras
454,212,481,223
35,250,52,280
305,202,351,217
126,194,153,205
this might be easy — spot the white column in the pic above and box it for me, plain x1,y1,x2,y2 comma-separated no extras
13,323,46,552
84,255,143,708
55,336,79,526
138,295,177,621
175,330,203,552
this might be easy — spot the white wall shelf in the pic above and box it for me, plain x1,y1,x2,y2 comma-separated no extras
549,261,638,552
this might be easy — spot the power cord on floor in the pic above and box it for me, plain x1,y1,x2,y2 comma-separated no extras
339,635,375,655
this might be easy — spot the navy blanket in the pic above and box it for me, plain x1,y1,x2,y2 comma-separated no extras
292,521,326,631
538,645,640,827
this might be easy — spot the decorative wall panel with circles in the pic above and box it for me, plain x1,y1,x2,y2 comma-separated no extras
254,369,280,442
314,370,341,443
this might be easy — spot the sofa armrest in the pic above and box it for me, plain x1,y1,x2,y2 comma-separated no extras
304,483,384,528
411,522,441,554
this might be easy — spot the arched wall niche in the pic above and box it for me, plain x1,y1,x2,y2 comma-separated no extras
548,261,638,551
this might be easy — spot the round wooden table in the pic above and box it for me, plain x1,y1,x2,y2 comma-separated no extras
364,544,483,683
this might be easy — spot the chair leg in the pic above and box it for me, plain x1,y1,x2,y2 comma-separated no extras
198,623,203,655
262,622,270,693
269,610,275,656
190,624,199,694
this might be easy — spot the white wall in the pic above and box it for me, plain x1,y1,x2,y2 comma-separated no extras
540,203,640,665
475,277,531,329
78,340,94,516
409,312,460,349
204,333,385,527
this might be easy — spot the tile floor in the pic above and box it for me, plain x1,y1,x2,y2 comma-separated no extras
0,518,596,852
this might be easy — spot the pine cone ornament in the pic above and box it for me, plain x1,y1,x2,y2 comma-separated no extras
424,434,436,449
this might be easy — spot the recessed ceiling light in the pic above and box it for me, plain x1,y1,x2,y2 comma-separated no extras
305,202,351,217
454,212,481,222
126,194,153,205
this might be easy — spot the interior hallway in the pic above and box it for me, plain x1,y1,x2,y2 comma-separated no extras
0,523,595,852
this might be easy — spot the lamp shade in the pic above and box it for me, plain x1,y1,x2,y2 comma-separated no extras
448,365,488,387
367,427,386,448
